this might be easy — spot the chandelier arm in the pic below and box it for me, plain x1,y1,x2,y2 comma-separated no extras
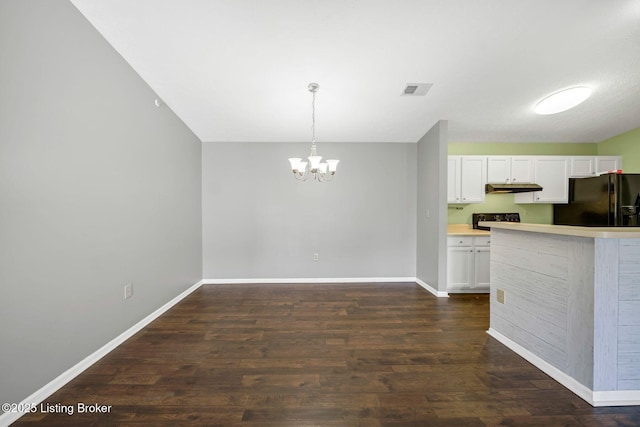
319,171,333,182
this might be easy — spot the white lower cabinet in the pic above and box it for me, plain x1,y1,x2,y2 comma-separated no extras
447,243,474,289
474,245,491,289
447,236,490,292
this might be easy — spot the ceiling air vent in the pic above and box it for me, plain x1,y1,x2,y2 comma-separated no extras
402,83,433,96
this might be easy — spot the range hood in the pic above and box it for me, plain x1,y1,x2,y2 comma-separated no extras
485,183,543,194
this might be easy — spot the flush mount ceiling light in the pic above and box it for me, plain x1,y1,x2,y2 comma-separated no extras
534,86,592,115
288,83,339,182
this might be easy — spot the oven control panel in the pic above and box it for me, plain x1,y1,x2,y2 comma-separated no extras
472,212,521,230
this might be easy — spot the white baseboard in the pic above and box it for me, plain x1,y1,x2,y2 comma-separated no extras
415,278,449,298
487,328,640,407
487,328,594,405
592,390,640,406
447,289,489,294
203,277,449,298
202,277,417,285
0,280,203,427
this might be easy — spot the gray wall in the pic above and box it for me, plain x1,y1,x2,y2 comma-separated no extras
0,0,202,406
202,142,416,279
416,121,448,292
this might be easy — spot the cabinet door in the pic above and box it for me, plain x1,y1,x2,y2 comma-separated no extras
459,157,486,203
487,156,511,183
474,246,491,290
447,246,474,290
532,157,569,203
510,157,534,183
514,157,569,204
596,156,621,173
448,157,461,203
570,157,596,177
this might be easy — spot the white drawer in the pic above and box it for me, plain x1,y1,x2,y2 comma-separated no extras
475,236,491,247
447,236,473,247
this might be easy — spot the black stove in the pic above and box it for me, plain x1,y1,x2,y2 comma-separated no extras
472,212,521,230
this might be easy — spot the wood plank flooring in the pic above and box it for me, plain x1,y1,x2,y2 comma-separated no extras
13,283,640,426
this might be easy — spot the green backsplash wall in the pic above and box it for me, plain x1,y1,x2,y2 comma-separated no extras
448,194,552,224
447,142,597,224
598,126,640,173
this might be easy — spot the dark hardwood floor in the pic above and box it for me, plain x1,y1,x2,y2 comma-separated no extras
13,283,640,426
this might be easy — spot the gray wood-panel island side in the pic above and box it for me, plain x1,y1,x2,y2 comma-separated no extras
481,222,640,407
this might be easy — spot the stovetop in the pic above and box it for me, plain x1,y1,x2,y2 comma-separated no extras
472,212,521,230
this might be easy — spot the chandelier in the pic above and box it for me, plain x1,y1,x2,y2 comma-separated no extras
288,83,339,181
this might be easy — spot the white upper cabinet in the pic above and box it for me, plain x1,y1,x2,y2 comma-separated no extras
487,156,533,184
451,155,621,205
570,156,622,177
448,156,486,204
460,157,486,203
486,156,510,183
514,157,569,204
596,156,621,174
570,156,596,177
447,157,460,203
511,157,534,183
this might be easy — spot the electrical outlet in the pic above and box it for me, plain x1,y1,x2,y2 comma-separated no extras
497,288,505,304
313,253,319,261
124,283,133,300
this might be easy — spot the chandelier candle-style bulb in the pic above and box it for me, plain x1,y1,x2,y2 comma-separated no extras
287,82,339,181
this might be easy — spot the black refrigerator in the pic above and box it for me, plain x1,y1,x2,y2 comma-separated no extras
553,173,640,227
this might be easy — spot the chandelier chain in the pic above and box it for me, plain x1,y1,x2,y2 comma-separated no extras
311,89,316,143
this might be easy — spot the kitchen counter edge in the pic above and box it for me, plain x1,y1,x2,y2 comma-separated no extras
479,221,640,238
447,224,491,236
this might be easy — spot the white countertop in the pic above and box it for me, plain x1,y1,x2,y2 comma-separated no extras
479,221,640,238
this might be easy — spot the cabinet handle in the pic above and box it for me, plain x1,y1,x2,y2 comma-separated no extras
459,241,463,244
512,178,516,182
536,197,540,200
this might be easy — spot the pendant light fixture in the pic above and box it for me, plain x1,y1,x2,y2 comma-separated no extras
288,83,339,181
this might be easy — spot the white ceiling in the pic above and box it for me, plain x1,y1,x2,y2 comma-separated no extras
70,0,640,143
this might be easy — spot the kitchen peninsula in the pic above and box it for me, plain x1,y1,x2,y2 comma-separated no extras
482,222,640,406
